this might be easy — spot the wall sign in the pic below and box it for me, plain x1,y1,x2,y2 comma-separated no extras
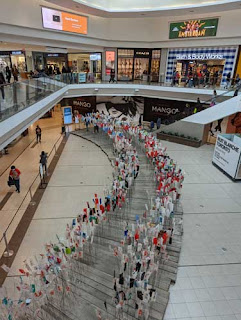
143,97,196,124
78,72,86,83
62,97,96,115
213,135,241,179
169,18,219,39
176,53,224,60
134,49,151,58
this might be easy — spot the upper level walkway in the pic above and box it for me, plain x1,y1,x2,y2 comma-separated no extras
0,76,237,150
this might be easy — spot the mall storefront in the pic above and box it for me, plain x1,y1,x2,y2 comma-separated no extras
117,49,161,82
165,47,238,86
0,50,27,72
33,52,68,72
68,53,102,80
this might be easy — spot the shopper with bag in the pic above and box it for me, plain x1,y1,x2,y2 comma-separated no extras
9,165,21,193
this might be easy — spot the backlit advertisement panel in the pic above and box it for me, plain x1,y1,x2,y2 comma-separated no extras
42,7,88,35
169,18,218,39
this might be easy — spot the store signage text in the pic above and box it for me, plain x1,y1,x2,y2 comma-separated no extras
135,51,150,56
73,101,92,108
152,106,180,115
11,51,23,55
216,136,239,153
176,53,224,60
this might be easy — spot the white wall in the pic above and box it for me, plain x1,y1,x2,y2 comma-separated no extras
0,0,241,48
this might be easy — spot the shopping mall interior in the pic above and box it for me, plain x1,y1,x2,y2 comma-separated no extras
1,0,241,319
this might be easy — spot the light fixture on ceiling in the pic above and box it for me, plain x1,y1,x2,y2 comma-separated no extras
135,89,139,92
94,88,99,92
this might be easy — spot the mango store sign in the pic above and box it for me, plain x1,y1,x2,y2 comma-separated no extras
176,53,224,60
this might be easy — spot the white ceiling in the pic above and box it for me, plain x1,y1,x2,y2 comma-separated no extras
45,0,241,17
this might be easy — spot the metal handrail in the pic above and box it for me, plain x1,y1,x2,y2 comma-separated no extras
0,134,63,254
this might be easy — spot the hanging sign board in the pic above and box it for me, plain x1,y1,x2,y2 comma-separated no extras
169,18,219,39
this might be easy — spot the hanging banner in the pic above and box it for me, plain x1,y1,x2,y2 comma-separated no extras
169,18,219,39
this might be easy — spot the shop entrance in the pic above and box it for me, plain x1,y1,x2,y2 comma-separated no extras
46,55,67,74
175,59,225,86
10,53,26,72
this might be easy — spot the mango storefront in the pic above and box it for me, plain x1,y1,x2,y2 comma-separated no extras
165,47,238,86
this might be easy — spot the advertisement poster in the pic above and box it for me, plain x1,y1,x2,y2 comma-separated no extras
62,106,72,124
78,72,86,83
96,96,144,122
105,51,115,76
213,135,241,178
169,18,218,39
208,113,241,144
42,7,88,34
143,97,196,124
62,97,96,116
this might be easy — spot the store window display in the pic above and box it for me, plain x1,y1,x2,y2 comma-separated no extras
10,52,26,73
117,49,161,82
117,50,134,81
68,53,102,79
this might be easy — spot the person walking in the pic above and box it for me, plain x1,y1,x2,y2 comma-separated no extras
225,72,231,89
109,69,116,83
156,117,161,130
5,66,11,83
0,72,5,100
9,165,21,193
12,65,19,82
150,120,154,131
36,125,42,143
40,151,48,175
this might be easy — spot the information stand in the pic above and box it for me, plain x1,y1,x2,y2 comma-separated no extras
212,134,241,180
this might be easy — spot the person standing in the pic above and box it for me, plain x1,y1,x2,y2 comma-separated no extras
5,66,11,83
9,165,21,193
40,151,48,175
150,120,154,131
0,72,5,100
225,72,231,89
36,125,42,143
12,65,19,82
109,69,116,83
156,117,161,130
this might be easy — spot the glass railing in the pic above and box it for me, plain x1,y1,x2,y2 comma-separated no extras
0,78,66,122
50,72,240,90
0,73,239,124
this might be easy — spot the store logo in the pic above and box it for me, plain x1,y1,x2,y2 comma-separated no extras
135,51,150,56
176,53,224,60
152,106,180,115
73,101,92,108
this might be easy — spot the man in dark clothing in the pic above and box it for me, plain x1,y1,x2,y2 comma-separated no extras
36,125,42,143
0,72,6,100
40,151,48,174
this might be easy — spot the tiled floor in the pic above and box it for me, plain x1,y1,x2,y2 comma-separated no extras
0,107,64,257
2,122,241,319
4,134,113,279
163,141,241,320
